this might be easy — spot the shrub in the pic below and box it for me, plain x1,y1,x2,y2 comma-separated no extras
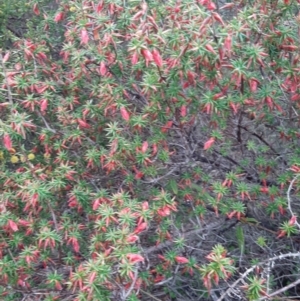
0,0,300,300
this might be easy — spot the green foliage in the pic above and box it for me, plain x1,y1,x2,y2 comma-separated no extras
243,276,267,301
236,225,245,255
0,0,300,300
200,244,235,291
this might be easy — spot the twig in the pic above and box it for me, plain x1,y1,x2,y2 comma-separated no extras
154,277,173,286
123,266,139,300
191,203,203,229
144,220,223,254
140,289,166,301
141,166,179,184
217,252,300,301
0,51,13,106
37,111,57,133
286,174,300,230
259,278,300,300
47,202,63,262
0,233,17,264
237,124,287,165
264,260,273,296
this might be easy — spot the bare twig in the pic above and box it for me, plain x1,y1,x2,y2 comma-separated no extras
191,202,203,229
217,252,300,301
0,233,17,264
141,166,179,184
122,266,139,300
259,278,300,300
140,289,163,301
0,51,13,106
47,202,63,262
37,111,57,133
236,124,287,165
144,220,223,255
286,174,300,230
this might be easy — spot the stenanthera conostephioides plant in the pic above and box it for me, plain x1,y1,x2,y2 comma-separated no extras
0,0,300,300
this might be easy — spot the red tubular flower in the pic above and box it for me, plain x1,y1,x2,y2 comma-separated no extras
204,137,215,150
175,256,189,264
126,253,144,263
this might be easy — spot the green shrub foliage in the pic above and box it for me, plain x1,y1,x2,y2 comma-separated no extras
0,0,300,300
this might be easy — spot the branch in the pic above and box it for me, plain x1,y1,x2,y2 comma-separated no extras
141,166,179,184
0,51,13,106
37,111,57,133
237,124,287,165
122,266,139,300
287,174,300,230
259,278,300,300
143,219,224,255
140,289,163,301
217,252,300,301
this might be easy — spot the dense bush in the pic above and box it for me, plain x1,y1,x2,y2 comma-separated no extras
0,0,300,300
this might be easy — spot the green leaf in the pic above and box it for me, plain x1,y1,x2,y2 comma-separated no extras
242,217,260,225
236,225,245,254
168,179,178,195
